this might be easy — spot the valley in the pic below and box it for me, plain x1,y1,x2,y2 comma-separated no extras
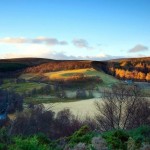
1,1,150,149
0,58,150,106
0,57,150,149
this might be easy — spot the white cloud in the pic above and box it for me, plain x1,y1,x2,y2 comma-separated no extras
72,38,93,49
0,37,28,43
42,52,122,61
0,37,68,46
0,41,123,61
1,44,51,59
1,44,121,61
128,44,149,53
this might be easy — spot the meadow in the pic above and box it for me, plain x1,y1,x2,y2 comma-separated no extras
44,68,119,87
17,68,119,104
0,79,46,93
44,98,101,118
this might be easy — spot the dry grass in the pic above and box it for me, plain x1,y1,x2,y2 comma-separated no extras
44,68,92,80
44,68,119,87
44,98,101,118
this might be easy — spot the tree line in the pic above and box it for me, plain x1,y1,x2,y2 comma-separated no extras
25,61,92,73
107,59,150,81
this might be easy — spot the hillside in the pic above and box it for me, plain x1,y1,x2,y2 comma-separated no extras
0,58,54,72
107,57,150,81
1,56,150,105
110,56,150,62
24,60,92,73
0,56,150,81
0,57,53,65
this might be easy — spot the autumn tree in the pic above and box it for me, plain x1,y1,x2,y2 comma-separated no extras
137,72,146,81
146,72,150,82
95,83,150,131
125,70,133,79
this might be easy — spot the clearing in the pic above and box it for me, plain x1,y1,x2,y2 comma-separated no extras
45,68,119,87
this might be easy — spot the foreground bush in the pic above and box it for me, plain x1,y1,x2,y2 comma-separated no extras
0,125,150,150
67,126,94,147
8,136,49,150
129,125,150,149
91,136,108,150
102,129,129,150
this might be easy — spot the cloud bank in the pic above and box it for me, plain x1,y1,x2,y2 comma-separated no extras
0,37,96,50
1,50,122,61
0,37,68,46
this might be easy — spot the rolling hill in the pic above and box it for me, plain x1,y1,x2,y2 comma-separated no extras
0,57,150,103
0,56,150,81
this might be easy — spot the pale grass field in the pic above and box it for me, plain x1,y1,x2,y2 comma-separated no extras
20,73,41,80
44,97,150,119
44,98,102,119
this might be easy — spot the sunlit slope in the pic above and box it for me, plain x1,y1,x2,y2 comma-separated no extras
45,68,119,86
45,68,90,79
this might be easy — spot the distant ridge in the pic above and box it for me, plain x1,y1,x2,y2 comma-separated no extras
110,56,150,62
0,57,150,77
0,58,93,73
0,58,54,66
1,56,150,62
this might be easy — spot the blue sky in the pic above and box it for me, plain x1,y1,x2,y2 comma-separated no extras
0,0,150,60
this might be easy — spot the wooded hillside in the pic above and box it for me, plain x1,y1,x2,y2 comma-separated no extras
25,61,92,73
1,57,150,82
107,57,150,81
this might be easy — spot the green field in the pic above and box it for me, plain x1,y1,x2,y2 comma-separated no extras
0,79,46,93
84,69,119,87
25,95,87,104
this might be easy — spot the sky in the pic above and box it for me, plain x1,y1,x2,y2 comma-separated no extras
0,0,150,60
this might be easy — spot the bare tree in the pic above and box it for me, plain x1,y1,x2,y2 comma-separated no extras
95,83,150,131
9,104,55,137
54,109,82,138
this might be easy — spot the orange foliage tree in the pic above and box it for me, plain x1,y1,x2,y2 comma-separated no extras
137,72,146,81
146,73,150,82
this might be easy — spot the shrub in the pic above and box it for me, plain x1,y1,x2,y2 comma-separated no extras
0,128,10,145
91,136,108,150
72,126,90,137
73,143,86,150
36,133,50,144
0,143,6,150
127,137,136,150
102,129,129,150
140,144,150,150
8,136,49,150
129,125,150,148
68,126,95,147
